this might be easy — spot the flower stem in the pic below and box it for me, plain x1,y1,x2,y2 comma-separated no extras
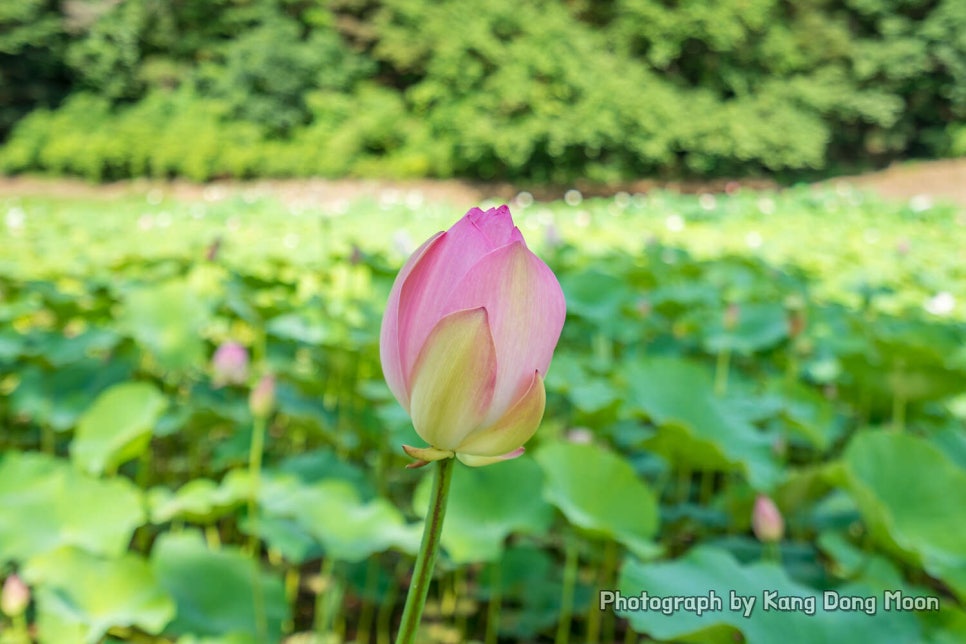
395,457,455,644
556,533,579,644
714,348,731,397
248,415,268,643
485,559,502,644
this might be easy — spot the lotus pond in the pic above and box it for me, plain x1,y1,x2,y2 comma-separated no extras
1,183,965,643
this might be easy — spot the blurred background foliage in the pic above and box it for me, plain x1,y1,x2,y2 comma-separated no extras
1,0,965,182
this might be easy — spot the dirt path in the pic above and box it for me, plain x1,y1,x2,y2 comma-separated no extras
1,158,965,207
828,158,966,206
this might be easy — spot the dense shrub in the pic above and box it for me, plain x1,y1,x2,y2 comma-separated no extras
0,0,964,181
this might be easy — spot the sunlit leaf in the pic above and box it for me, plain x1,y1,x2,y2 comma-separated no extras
24,547,174,643
0,452,144,563
535,441,659,557
72,381,168,475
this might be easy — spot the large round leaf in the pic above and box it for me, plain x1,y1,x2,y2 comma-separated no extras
147,477,248,525
23,547,174,643
835,431,966,601
413,456,553,564
256,474,421,563
0,452,144,563
619,546,920,643
119,279,210,372
534,442,658,557
624,357,782,489
72,381,168,475
151,532,288,642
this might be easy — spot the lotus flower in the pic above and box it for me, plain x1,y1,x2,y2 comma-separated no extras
380,205,566,467
752,494,785,543
211,341,249,387
249,374,276,419
1,574,28,617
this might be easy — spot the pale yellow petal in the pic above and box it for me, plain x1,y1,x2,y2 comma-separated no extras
455,371,545,457
409,307,497,450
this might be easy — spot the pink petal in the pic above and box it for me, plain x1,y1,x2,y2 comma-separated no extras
379,231,444,409
394,217,504,389
465,205,524,247
443,242,566,424
408,308,497,451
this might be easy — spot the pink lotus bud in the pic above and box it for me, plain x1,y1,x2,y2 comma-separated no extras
565,427,594,444
212,341,249,387
249,374,276,418
205,236,222,262
752,495,785,543
1,574,29,617
380,206,566,467
723,303,740,331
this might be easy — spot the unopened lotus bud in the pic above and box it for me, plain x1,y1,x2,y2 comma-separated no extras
784,295,807,339
380,206,566,467
205,236,222,262
544,222,563,248
752,495,784,543
1,574,29,617
723,303,740,330
212,341,249,387
565,427,594,445
249,374,276,419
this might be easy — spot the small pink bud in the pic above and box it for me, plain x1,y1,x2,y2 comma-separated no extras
896,238,910,256
565,427,594,444
212,341,249,387
1,574,29,617
723,303,740,331
249,374,276,418
544,222,563,248
785,295,807,338
205,236,222,262
752,495,785,543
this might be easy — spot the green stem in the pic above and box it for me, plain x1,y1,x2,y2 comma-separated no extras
763,541,781,564
12,612,29,644
623,622,637,644
395,457,456,644
785,348,798,385
378,561,407,644
41,423,54,454
314,556,338,634
284,566,300,635
601,541,619,644
248,415,268,643
714,348,731,397
698,469,715,506
556,534,579,644
485,560,502,644
454,566,468,638
677,466,692,504
134,448,153,552
892,392,906,431
356,559,379,644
